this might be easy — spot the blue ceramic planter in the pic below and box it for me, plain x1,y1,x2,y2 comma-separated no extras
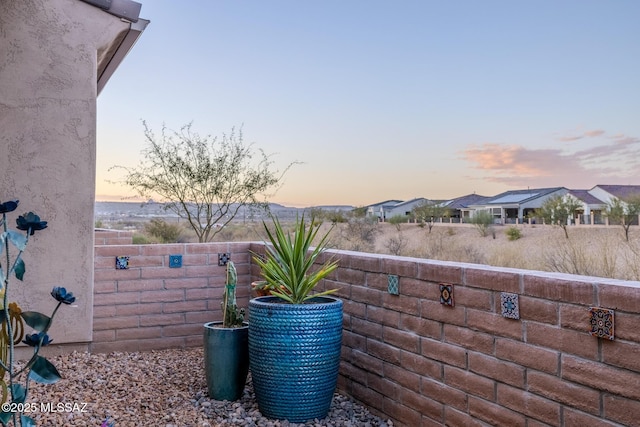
248,296,343,422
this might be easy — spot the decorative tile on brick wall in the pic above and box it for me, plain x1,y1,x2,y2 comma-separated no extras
501,292,520,319
388,274,399,295
169,254,182,268
218,252,230,266
440,283,454,307
115,256,129,270
589,307,614,340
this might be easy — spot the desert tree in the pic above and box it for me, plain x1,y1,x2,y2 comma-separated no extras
114,121,294,242
534,195,582,239
469,210,494,237
412,201,447,233
144,218,184,243
605,195,640,242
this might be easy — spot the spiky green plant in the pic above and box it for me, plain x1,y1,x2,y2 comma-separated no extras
253,215,338,304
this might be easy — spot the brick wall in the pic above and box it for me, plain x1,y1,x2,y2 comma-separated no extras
94,229,133,246
92,242,252,353
93,241,640,426
332,251,640,427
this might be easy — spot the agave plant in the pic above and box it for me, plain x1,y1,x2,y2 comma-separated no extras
253,215,337,304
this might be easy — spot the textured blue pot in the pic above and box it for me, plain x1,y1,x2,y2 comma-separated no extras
248,296,343,422
203,321,249,401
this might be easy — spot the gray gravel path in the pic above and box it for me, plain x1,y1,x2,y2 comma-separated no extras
22,348,392,427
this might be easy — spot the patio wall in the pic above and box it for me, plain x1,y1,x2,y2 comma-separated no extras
92,240,252,353
92,237,640,426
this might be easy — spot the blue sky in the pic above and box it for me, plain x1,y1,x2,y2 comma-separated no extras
97,0,640,207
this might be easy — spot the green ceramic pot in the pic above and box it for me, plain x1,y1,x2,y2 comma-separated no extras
203,321,249,401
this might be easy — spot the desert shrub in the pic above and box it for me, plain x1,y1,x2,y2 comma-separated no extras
385,233,408,256
470,211,494,237
132,234,153,244
541,231,620,278
460,245,487,264
446,227,456,236
334,217,379,252
506,226,522,241
387,215,407,231
488,249,530,270
144,218,183,243
326,211,348,224
621,239,640,280
421,229,447,259
212,223,261,242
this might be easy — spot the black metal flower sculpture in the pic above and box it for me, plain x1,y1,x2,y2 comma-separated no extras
22,332,53,347
0,198,76,426
16,212,48,235
0,200,18,214
51,287,76,305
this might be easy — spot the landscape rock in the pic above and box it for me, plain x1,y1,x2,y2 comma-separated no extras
24,347,392,426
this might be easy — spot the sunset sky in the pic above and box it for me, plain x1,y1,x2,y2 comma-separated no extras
96,0,640,207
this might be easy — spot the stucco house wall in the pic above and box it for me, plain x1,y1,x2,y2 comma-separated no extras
0,0,140,345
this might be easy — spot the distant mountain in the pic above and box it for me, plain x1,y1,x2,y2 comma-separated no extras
310,205,354,211
94,201,355,221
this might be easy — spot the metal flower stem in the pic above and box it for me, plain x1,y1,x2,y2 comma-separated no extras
1,214,17,425
16,301,61,377
1,218,39,427
0,214,10,374
21,301,61,406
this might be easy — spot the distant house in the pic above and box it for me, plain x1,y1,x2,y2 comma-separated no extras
468,187,567,224
588,185,640,205
441,193,490,221
386,198,431,220
364,184,640,225
366,200,403,221
566,190,607,224
586,185,640,225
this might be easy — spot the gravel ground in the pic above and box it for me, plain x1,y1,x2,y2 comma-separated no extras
21,347,392,427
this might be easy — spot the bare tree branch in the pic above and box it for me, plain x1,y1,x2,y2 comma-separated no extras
111,121,296,242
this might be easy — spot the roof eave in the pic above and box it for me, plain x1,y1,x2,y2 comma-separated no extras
97,17,149,95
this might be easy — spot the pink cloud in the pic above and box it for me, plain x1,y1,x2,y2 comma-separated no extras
460,132,640,188
556,129,605,142
584,129,605,137
557,135,583,142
